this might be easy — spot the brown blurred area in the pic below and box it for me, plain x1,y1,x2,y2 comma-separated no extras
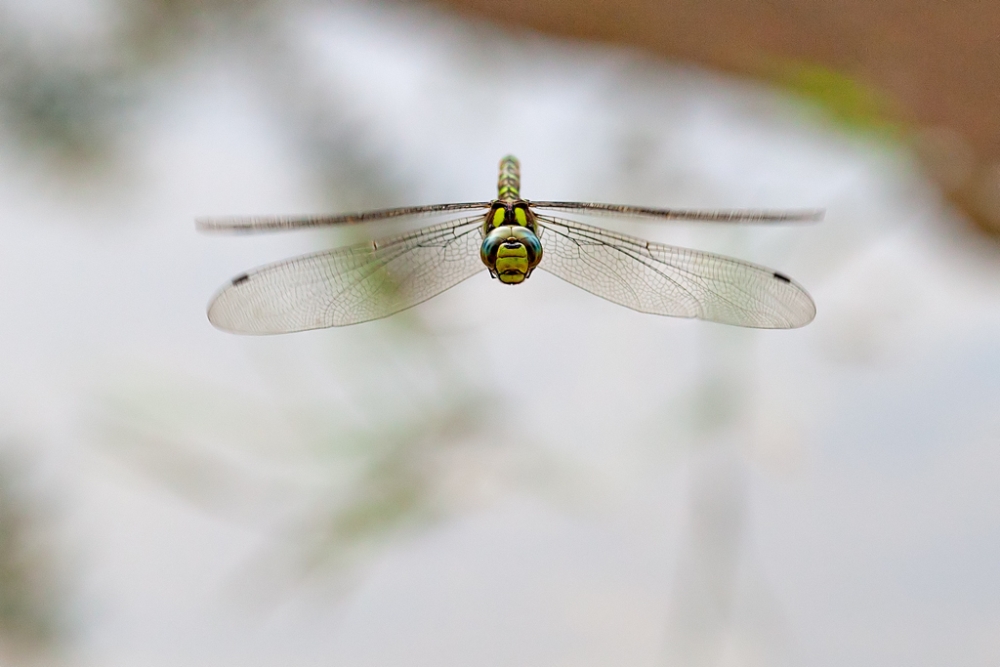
0,452,63,667
433,0,1000,236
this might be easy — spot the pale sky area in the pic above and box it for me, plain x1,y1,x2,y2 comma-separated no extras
1,2,999,666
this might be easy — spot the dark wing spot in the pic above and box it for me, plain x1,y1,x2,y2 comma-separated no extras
232,273,250,286
773,272,791,283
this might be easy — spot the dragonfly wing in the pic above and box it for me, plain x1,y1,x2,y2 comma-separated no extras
208,216,487,334
528,201,822,224
198,202,492,233
535,215,815,328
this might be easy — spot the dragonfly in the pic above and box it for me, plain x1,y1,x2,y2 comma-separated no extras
199,156,820,334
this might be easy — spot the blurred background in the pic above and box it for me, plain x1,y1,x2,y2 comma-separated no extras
1,0,999,665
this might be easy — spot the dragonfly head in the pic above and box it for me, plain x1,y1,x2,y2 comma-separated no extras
481,225,543,285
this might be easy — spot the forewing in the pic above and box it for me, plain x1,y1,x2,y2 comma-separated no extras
208,216,487,334
535,215,815,328
529,201,822,224
198,202,492,233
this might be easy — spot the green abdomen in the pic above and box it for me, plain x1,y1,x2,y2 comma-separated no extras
498,155,520,200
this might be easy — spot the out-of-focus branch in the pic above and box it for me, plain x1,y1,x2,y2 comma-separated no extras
431,0,1000,237
0,449,65,666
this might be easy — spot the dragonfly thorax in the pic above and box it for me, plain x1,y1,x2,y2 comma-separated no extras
480,224,543,285
486,199,535,229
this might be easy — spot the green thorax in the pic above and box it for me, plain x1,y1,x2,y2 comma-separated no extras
498,155,520,201
487,199,534,229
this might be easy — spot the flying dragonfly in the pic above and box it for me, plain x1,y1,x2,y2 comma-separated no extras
199,156,820,334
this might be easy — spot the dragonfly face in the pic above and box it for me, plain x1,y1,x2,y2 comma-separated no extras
480,201,543,284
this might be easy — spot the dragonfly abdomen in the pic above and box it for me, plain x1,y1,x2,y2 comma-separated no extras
498,155,520,200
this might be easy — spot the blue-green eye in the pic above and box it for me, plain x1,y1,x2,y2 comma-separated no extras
518,228,542,261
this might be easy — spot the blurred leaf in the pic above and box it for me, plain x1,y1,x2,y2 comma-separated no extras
0,15,127,169
118,0,277,64
772,60,903,140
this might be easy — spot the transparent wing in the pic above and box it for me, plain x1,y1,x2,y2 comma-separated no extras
198,202,492,233
208,215,487,334
535,215,815,328
528,201,823,224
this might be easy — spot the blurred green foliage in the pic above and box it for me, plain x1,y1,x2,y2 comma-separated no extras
773,60,903,140
101,318,500,588
0,0,408,209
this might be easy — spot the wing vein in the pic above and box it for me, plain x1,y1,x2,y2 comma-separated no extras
198,202,492,233
535,214,814,328
208,215,487,333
